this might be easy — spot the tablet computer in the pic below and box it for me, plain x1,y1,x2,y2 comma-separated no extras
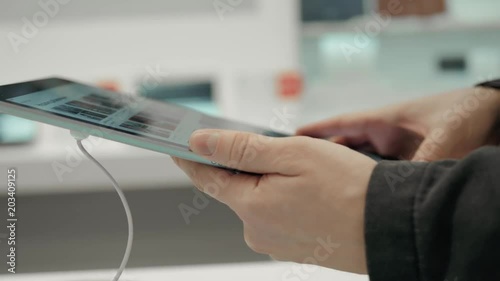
0,77,385,167
0,77,295,167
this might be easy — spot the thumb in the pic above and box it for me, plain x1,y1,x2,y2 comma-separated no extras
189,129,303,175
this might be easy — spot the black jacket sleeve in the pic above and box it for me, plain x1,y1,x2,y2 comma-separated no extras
365,146,500,281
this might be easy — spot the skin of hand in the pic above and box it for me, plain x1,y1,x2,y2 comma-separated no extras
297,87,500,161
173,130,377,274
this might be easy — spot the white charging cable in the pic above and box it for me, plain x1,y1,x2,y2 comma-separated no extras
74,136,134,281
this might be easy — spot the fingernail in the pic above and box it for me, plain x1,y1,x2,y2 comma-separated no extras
190,131,219,156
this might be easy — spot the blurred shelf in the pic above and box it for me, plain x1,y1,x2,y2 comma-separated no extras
0,124,191,195
302,15,500,38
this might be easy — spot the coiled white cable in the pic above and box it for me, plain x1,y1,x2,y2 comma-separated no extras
76,139,134,281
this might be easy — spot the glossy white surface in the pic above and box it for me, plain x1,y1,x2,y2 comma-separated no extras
1,261,369,281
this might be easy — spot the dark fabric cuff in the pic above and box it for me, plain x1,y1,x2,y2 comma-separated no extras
475,79,500,90
364,160,429,281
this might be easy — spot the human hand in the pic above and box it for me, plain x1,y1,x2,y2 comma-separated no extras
297,87,500,161
173,130,377,274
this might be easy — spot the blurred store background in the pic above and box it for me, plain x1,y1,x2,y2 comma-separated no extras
0,0,499,278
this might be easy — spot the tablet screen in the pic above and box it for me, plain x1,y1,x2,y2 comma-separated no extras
1,78,289,151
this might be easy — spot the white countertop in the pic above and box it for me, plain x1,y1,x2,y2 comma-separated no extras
2,261,368,281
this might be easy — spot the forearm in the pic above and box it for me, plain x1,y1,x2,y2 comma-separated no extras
365,146,500,281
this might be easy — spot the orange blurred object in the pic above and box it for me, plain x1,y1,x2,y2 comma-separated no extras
378,0,446,16
277,72,303,100
98,80,121,92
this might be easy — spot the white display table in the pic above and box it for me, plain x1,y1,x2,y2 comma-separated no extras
2,261,368,281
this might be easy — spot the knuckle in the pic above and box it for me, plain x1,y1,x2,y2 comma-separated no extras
243,230,269,255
